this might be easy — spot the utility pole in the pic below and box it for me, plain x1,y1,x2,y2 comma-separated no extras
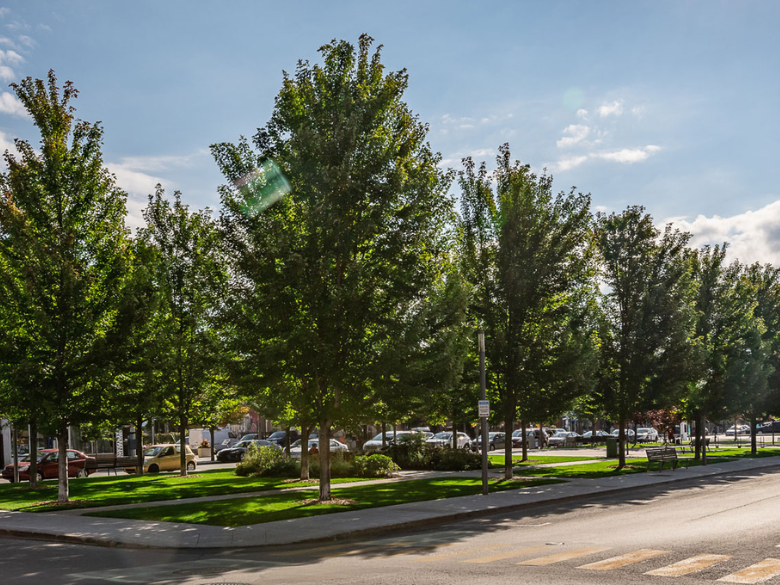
479,330,488,495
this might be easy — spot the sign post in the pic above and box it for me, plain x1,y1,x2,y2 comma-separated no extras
479,331,489,495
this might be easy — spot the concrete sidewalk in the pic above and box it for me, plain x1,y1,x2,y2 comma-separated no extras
1,455,779,549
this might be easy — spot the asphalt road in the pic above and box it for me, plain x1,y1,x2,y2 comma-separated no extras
3,465,780,585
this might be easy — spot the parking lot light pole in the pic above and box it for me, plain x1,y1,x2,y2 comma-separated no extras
479,330,488,495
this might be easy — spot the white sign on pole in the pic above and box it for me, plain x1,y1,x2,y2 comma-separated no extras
478,400,490,418
115,429,124,456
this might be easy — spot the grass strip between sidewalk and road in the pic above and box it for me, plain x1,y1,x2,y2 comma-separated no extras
85,477,563,527
0,469,371,513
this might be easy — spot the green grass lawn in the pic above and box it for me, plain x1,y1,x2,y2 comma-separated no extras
514,455,741,479
86,476,563,527
489,454,598,466
0,469,370,512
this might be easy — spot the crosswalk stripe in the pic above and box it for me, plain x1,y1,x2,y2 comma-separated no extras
461,545,552,564
646,554,731,576
719,558,780,583
518,546,611,566
416,545,509,563
579,549,669,570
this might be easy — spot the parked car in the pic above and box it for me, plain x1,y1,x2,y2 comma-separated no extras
636,428,660,442
581,430,611,442
511,428,547,448
265,430,301,448
363,430,426,452
610,429,636,440
217,439,280,462
238,433,259,442
757,421,780,434
124,444,197,474
725,425,751,436
289,439,350,459
2,449,94,482
547,431,581,447
426,432,471,449
471,432,506,452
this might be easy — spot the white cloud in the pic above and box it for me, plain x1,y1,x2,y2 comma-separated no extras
0,48,23,81
18,35,34,48
556,124,590,148
38,24,51,32
115,151,207,173
669,199,780,266
598,100,624,117
0,36,16,49
471,148,495,158
107,163,168,231
576,109,588,119
0,91,28,117
0,8,9,18
593,145,661,163
554,155,588,172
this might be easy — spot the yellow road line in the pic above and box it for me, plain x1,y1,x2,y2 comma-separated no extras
462,545,552,564
416,545,509,563
646,554,731,576
719,558,780,583
518,546,611,566
579,549,669,571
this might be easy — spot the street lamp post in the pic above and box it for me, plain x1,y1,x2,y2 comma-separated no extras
479,330,488,495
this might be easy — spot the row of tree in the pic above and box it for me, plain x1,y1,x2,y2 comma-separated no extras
1,36,779,504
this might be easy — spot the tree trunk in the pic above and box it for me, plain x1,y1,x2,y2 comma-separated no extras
28,421,38,489
617,418,626,470
452,415,458,449
57,424,69,504
210,427,215,461
11,424,19,484
319,419,332,501
694,412,702,461
381,422,387,449
592,417,598,446
136,415,145,476
300,424,312,480
520,419,528,461
504,413,514,480
179,415,188,477
284,426,291,457
538,423,545,450
750,413,757,455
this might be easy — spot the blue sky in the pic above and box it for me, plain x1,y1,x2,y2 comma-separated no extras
1,1,779,263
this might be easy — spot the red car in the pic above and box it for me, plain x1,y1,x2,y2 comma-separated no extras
2,449,94,482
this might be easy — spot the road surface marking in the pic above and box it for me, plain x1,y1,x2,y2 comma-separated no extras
646,554,731,576
462,545,551,564
719,559,780,583
518,546,611,566
416,545,509,562
579,549,669,571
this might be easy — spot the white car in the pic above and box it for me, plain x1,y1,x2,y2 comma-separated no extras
610,429,635,440
363,430,427,451
636,428,659,442
289,439,350,458
425,432,471,449
725,425,751,436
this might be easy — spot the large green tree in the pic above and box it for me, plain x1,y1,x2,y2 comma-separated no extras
139,187,226,476
459,145,597,479
596,206,697,468
213,35,457,500
0,72,134,502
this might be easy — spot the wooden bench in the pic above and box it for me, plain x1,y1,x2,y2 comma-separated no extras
85,454,139,475
645,447,679,471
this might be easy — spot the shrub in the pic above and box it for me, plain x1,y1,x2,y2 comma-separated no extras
307,452,356,478
354,454,400,477
423,447,481,471
236,446,297,477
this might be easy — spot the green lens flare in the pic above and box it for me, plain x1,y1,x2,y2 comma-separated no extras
234,159,291,217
